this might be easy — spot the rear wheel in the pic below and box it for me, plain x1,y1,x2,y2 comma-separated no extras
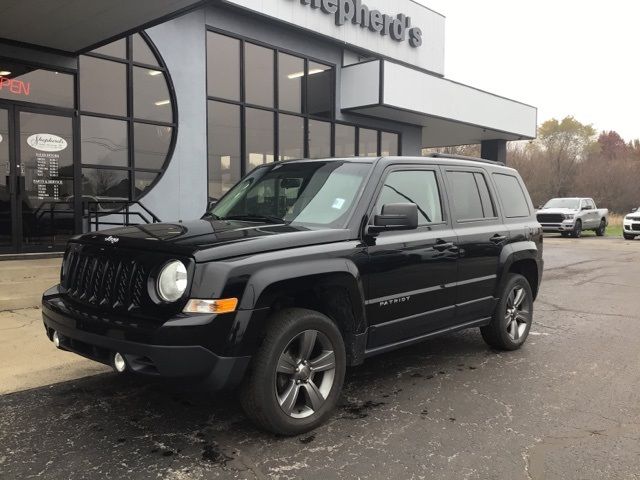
624,233,636,240
240,308,346,435
481,273,533,351
572,220,582,238
595,219,606,236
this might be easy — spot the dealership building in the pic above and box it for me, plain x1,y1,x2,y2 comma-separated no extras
0,0,537,255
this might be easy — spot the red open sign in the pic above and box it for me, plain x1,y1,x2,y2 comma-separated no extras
0,77,31,96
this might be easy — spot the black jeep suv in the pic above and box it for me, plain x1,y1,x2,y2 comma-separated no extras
43,155,543,435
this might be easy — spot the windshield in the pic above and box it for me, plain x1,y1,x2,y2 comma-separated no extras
543,198,579,210
207,161,372,228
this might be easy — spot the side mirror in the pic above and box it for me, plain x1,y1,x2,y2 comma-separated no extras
368,203,418,234
207,199,218,211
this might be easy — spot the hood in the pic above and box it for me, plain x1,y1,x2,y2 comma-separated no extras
537,208,579,215
73,219,352,262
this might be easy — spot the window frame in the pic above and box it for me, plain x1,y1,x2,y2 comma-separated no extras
205,27,403,200
445,168,500,224
367,165,448,230
78,32,178,202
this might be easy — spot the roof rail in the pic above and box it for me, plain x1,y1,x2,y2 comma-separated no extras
427,153,505,166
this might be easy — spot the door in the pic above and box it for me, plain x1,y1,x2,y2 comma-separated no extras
445,168,508,324
0,107,14,252
0,106,76,253
364,167,459,351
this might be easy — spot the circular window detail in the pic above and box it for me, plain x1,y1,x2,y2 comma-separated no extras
79,32,177,210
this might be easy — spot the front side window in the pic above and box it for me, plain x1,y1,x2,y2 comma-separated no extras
493,173,531,218
375,170,443,225
209,161,371,228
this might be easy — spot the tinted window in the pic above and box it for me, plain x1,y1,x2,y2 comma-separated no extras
207,101,241,200
80,56,126,115
307,62,332,118
381,132,399,156
376,170,443,225
309,119,331,159
0,64,74,108
246,108,274,171
82,168,129,200
475,173,496,218
493,173,530,218
206,32,240,101
134,123,172,170
134,170,160,199
279,114,304,161
81,116,128,167
359,128,378,156
91,38,126,59
245,43,274,108
132,34,159,66
133,67,172,122
335,124,355,157
449,171,485,221
278,53,303,113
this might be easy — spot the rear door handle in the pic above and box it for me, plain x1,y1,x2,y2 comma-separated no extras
490,235,507,244
433,240,455,252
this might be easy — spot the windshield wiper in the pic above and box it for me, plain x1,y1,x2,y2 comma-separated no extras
221,214,286,224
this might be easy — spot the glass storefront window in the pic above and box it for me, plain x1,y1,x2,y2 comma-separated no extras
0,109,11,247
80,56,127,116
132,34,159,66
81,116,128,167
82,168,129,200
0,65,74,108
335,124,355,157
279,114,304,161
207,32,241,101
207,101,241,200
359,128,378,157
245,43,275,108
307,62,332,118
278,53,304,113
246,108,274,171
309,119,331,159
133,67,172,123
91,38,127,59
134,170,160,199
134,123,172,170
381,132,400,156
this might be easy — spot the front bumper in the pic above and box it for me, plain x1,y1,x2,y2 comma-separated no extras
540,221,575,233
42,286,251,390
623,221,640,234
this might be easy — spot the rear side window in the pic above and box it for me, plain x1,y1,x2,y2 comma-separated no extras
375,170,443,224
493,173,531,218
448,171,495,221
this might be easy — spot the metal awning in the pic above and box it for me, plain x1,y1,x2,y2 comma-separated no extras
341,60,537,148
0,0,206,54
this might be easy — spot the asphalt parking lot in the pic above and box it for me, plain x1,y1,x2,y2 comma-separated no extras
1,235,639,480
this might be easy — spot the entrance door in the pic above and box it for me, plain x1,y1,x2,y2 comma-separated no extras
0,106,76,253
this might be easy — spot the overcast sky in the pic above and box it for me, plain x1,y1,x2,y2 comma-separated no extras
417,0,640,141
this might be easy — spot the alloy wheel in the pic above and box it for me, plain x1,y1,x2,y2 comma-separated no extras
505,286,530,341
275,330,336,419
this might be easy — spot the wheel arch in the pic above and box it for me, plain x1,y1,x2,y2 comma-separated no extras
498,244,541,300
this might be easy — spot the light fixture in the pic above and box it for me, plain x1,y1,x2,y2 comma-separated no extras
154,99,170,106
287,68,326,80
148,70,162,76
0,71,11,76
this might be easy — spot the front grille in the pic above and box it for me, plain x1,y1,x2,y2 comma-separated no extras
633,224,640,232
537,213,564,223
62,248,147,311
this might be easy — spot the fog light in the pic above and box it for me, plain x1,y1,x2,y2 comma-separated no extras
113,352,127,373
52,331,61,348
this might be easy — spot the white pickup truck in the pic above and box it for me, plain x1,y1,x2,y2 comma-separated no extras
536,197,608,238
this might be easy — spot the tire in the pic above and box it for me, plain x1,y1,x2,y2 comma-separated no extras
595,219,606,237
481,273,534,351
623,233,636,240
560,232,570,237
239,308,346,435
571,220,582,238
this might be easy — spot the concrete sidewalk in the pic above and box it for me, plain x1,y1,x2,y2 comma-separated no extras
0,307,109,394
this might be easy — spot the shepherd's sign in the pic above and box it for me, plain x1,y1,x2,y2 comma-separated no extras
298,0,423,47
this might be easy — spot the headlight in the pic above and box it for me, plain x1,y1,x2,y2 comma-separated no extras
157,260,188,302
563,214,575,220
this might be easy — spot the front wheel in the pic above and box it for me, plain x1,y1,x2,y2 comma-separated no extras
240,308,346,435
481,273,534,351
595,219,606,236
572,220,583,238
624,233,636,240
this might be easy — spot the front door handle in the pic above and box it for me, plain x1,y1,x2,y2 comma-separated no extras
490,234,507,244
433,240,455,252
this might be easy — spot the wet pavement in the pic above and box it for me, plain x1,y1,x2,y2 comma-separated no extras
1,236,639,479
